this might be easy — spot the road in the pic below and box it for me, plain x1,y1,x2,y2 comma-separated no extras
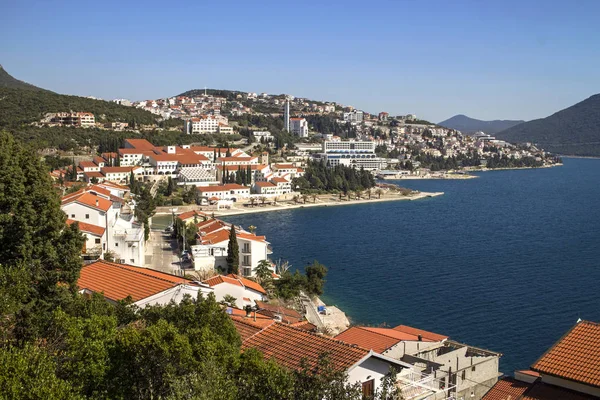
144,229,183,275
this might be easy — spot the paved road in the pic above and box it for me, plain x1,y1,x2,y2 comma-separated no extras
144,229,182,275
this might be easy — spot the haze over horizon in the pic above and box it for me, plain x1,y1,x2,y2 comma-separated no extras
2,0,599,122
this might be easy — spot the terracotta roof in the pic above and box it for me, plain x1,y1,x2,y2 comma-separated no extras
242,323,370,371
84,171,104,178
531,320,600,387
482,377,530,400
124,139,155,150
203,274,243,288
62,192,112,212
393,324,448,342
236,232,267,243
228,274,267,295
177,210,209,222
291,320,317,332
102,166,137,174
255,181,276,188
273,163,295,169
78,260,191,302
255,301,303,324
231,317,268,340
79,161,98,168
200,229,230,245
67,219,105,236
335,327,404,353
271,177,289,183
521,381,597,400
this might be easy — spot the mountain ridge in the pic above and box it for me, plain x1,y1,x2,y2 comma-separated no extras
495,94,600,156
438,114,525,134
0,65,52,92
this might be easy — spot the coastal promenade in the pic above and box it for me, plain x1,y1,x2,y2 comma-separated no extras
154,191,444,218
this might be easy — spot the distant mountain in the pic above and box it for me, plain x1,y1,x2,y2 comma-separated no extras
0,65,50,92
496,94,600,156
438,114,525,134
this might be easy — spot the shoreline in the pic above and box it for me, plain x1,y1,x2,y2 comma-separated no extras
154,191,444,217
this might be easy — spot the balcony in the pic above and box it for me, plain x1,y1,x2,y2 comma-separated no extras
241,246,251,254
396,370,456,400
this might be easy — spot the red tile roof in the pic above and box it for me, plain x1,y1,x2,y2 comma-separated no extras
531,320,600,387
393,325,448,342
203,274,243,288
242,323,370,371
236,232,267,243
124,139,155,150
291,320,317,332
335,327,405,353
231,317,269,340
177,210,209,222
62,192,112,212
227,274,267,295
66,219,106,236
255,301,303,324
79,161,98,168
482,377,531,400
521,381,597,400
255,181,276,188
78,260,191,302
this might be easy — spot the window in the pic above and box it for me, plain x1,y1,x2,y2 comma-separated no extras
95,238,101,244
471,366,476,372
243,255,250,266
115,243,119,247
71,214,75,218
130,259,135,263
85,214,90,219
362,380,374,399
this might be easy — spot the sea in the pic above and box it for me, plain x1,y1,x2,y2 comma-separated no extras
222,157,600,374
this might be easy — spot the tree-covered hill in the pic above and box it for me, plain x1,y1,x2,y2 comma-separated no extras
495,94,600,156
0,65,51,92
438,114,524,134
0,86,160,128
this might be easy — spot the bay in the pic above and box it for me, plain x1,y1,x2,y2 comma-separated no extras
223,157,600,374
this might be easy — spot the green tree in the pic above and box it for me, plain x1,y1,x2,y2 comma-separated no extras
226,227,239,274
305,261,328,297
0,131,85,339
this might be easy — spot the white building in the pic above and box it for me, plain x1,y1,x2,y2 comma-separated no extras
197,184,251,201
61,188,146,266
316,140,387,171
185,116,226,134
290,117,309,137
202,274,267,309
343,110,364,123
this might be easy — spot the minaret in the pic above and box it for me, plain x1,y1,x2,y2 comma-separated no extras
284,99,290,132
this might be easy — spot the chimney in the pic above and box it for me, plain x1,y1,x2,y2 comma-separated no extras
418,334,422,341
96,199,99,207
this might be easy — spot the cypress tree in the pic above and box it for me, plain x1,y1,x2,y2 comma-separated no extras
247,165,252,184
236,167,242,185
226,226,239,275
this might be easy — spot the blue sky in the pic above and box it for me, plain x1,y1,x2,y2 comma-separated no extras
2,0,599,122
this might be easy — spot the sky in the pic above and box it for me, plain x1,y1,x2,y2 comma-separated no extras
2,0,599,122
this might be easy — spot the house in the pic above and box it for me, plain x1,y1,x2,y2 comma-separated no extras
78,260,213,307
238,322,437,398
254,301,304,324
289,117,309,137
61,188,145,266
336,324,501,400
484,320,600,399
202,274,267,309
189,219,273,277
197,184,251,201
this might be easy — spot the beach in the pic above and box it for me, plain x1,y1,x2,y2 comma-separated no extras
154,191,444,218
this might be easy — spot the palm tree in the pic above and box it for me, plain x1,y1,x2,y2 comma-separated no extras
311,193,317,203
293,195,300,204
249,197,256,207
301,194,309,204
367,190,372,200
260,196,266,206
354,190,361,200
248,225,257,234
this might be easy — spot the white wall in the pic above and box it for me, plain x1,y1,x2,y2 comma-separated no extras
135,285,214,308
347,357,399,394
210,282,264,308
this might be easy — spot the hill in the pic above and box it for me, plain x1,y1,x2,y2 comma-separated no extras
438,114,524,134
0,86,160,128
495,94,600,156
0,64,50,92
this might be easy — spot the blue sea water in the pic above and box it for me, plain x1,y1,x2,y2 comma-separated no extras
223,158,600,374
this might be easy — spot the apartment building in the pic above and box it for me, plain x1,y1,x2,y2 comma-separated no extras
184,115,229,134
317,140,387,171
290,117,309,137
49,112,96,127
